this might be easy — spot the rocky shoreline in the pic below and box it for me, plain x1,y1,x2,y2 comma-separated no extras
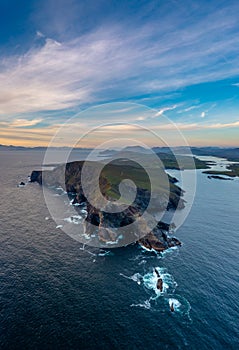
30,160,184,252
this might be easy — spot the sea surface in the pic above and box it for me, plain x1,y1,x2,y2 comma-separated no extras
0,150,239,349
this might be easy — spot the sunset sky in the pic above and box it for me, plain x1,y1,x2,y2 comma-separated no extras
1,0,239,147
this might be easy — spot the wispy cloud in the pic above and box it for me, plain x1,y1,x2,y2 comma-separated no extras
155,120,239,131
36,31,45,38
153,105,178,118
177,105,201,114
11,118,43,127
0,1,239,120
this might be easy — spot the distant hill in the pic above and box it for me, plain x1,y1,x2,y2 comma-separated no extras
1,144,238,162
191,147,239,161
0,144,94,152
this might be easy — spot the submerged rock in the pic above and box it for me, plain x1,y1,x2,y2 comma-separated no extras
17,181,26,187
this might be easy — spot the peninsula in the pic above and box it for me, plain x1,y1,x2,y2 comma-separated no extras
31,159,184,251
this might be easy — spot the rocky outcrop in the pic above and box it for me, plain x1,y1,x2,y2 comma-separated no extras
154,268,163,292
30,170,42,184
157,278,163,292
138,221,181,253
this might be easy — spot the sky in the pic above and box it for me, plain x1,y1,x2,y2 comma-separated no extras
0,0,239,147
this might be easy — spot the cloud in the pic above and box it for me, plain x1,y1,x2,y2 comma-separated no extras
156,120,239,131
153,105,178,118
0,2,239,120
177,105,201,114
10,118,43,127
200,103,217,118
36,31,45,38
206,121,239,129
0,118,43,128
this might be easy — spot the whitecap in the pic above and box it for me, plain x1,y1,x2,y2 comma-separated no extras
120,272,142,285
165,294,191,319
143,267,177,296
98,250,114,257
130,300,151,309
56,225,63,229
139,245,158,254
104,234,123,246
161,246,178,257
138,259,146,266
63,215,82,225
168,298,181,311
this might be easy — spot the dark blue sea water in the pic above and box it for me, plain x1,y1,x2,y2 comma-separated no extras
1,150,239,349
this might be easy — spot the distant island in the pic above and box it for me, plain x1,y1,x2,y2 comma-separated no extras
203,164,239,178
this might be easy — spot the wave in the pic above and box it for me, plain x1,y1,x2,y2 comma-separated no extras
130,300,151,310
143,267,177,297
63,215,83,224
165,294,192,319
120,272,142,285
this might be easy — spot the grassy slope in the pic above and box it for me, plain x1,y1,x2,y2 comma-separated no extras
43,159,182,205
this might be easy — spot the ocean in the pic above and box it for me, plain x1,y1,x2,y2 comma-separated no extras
0,150,238,349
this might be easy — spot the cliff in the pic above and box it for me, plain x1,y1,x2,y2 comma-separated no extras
31,160,184,251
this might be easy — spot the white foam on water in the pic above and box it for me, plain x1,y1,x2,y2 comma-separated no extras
56,225,63,229
120,272,142,285
140,244,179,260
98,250,114,257
139,245,158,254
138,259,146,266
130,299,151,309
56,186,67,194
160,246,178,258
104,234,123,246
82,233,91,240
63,215,82,225
168,298,181,311
79,243,97,256
81,209,87,215
165,294,192,319
143,267,177,297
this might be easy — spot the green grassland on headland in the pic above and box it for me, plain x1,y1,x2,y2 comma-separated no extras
105,150,211,170
157,153,211,170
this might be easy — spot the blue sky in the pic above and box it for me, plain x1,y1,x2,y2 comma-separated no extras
0,0,239,146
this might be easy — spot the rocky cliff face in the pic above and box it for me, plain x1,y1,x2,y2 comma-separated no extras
31,160,183,251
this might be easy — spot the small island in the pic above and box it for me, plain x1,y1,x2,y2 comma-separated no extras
203,164,239,178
